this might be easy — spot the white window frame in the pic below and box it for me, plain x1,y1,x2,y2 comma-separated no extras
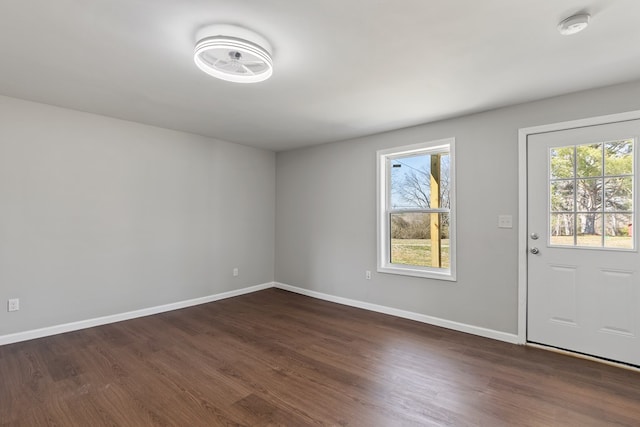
376,138,457,281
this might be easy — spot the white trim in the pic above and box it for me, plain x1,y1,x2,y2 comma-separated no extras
517,109,640,345
2,280,522,348
274,282,519,344
377,265,456,281
527,342,640,372
517,124,529,344
376,137,457,281
0,282,274,346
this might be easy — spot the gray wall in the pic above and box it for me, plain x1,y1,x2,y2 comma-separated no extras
275,80,640,335
0,95,275,336
4,80,640,339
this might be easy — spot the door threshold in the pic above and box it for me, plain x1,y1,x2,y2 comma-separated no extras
527,342,640,373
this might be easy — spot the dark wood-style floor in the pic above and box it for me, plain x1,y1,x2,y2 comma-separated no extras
1,289,639,426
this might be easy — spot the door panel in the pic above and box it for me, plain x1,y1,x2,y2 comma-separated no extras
527,120,640,366
547,264,578,325
597,269,634,336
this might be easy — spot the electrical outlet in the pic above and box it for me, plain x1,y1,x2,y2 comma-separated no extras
365,270,371,280
498,215,513,229
8,298,19,312
233,267,239,277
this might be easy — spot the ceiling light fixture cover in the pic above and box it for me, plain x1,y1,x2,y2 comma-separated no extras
558,13,591,35
194,25,273,83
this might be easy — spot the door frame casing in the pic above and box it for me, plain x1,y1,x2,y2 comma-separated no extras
517,110,640,345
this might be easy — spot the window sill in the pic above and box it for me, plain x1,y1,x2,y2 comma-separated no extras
377,265,456,281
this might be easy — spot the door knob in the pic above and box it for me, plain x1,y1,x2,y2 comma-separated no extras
530,247,540,255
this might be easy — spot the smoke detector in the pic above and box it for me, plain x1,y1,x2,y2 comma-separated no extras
558,13,591,36
194,25,273,83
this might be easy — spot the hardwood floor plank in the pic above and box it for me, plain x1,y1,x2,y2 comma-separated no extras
2,288,640,426
228,393,316,427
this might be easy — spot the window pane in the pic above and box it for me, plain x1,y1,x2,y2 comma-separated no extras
576,143,602,178
390,152,450,210
550,180,574,212
604,140,633,176
604,213,633,249
576,178,602,212
605,177,633,212
390,212,450,268
390,154,430,209
550,147,574,179
439,153,451,208
550,213,574,246
576,213,602,247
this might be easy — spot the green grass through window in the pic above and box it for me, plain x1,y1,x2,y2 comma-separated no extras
391,239,450,268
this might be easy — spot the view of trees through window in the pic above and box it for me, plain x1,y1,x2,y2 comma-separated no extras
550,139,634,249
389,152,451,268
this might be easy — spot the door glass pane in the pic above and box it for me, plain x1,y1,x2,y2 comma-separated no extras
604,177,633,211
550,147,574,179
576,179,602,212
604,140,633,176
576,143,602,178
549,140,634,250
551,181,574,212
576,213,602,247
390,212,450,268
550,213,575,246
604,213,633,249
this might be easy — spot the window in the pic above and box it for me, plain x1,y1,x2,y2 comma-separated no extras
549,139,634,249
377,138,456,280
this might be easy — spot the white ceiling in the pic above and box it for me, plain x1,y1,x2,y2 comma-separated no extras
1,1,640,151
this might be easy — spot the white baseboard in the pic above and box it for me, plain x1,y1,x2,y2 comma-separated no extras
274,282,520,344
2,281,519,347
0,282,274,346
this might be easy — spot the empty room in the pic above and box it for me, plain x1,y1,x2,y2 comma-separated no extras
2,0,640,425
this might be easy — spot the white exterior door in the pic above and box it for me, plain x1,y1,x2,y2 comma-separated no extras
527,119,640,366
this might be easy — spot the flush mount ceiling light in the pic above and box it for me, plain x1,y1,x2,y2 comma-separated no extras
194,24,273,83
558,13,591,36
